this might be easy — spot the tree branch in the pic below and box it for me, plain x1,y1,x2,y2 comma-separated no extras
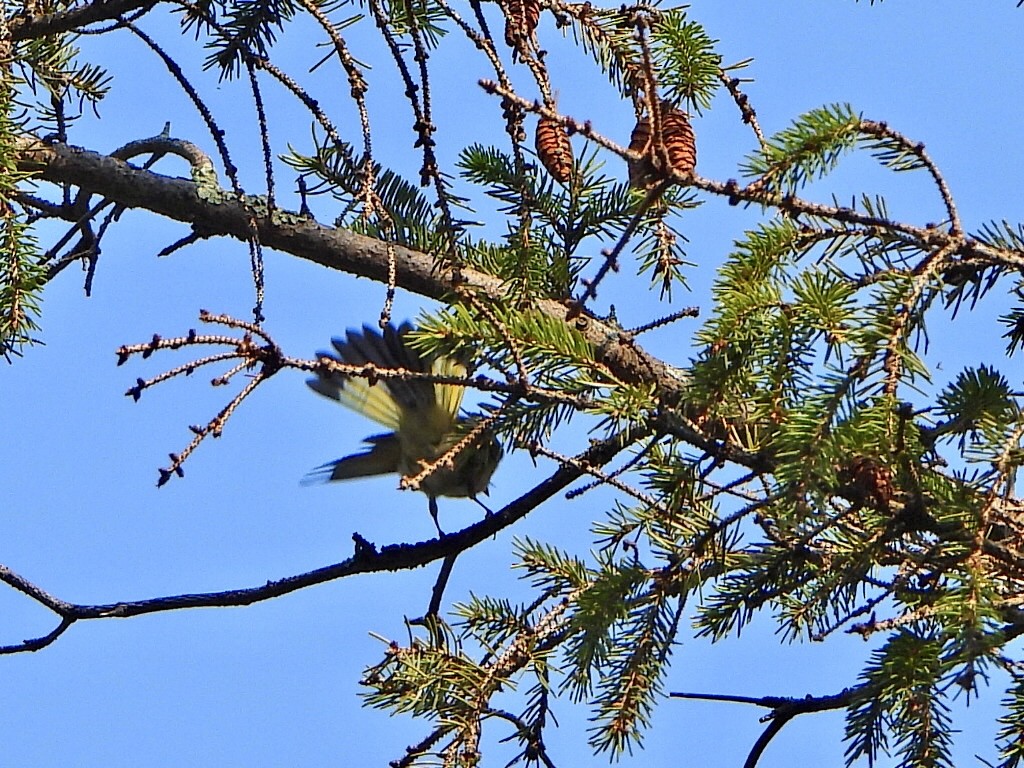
19,137,1024,500
670,688,855,768
0,425,641,655
9,0,157,40
16,138,690,403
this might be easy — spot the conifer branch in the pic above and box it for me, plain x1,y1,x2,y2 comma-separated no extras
0,427,638,655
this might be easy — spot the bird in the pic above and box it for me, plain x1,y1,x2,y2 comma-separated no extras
306,322,502,531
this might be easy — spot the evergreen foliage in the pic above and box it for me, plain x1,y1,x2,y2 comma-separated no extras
2,1,1023,766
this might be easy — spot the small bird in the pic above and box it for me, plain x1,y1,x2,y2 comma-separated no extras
306,322,502,531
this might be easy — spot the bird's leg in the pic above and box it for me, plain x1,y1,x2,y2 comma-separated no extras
472,495,495,516
429,496,444,536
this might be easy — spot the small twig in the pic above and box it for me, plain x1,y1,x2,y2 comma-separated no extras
459,290,531,388
122,23,238,189
626,306,699,336
813,588,890,641
171,0,346,154
527,439,660,510
368,0,461,258
717,64,765,148
37,129,199,284
0,563,77,614
157,370,267,485
245,57,272,321
124,350,240,400
0,616,74,654
117,312,295,483
123,23,266,324
577,246,619,305
156,231,203,257
426,553,459,619
577,180,672,305
490,708,558,768
393,726,452,768
860,119,961,236
479,79,633,161
313,350,588,411
401,408,504,493
565,431,661,499
379,239,397,329
847,601,942,639
692,470,766,506
882,240,959,397
293,0,369,156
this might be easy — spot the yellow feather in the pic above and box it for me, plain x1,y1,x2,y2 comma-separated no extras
334,378,402,429
431,356,467,421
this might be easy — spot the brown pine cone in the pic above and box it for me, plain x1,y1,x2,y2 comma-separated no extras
628,103,697,188
504,0,541,49
839,456,895,512
536,116,573,183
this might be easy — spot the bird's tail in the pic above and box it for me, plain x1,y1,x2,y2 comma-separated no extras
301,433,403,485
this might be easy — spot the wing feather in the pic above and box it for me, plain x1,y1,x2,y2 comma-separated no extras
308,322,470,462
431,355,467,422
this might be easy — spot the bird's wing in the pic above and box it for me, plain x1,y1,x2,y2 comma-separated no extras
307,322,430,430
307,374,403,429
431,354,467,423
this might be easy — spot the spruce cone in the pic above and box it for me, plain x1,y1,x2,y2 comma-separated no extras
839,456,895,512
627,117,653,189
504,0,541,49
536,116,573,183
627,103,697,189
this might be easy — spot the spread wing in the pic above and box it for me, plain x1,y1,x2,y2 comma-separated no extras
308,323,423,428
307,321,467,436
306,322,496,499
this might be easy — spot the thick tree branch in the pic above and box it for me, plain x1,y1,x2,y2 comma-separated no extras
19,138,1024,494
9,0,157,40
17,138,690,403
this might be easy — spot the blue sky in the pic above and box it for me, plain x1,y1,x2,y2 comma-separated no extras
3,2,1022,766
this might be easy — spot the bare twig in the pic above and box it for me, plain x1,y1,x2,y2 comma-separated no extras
860,119,961,235
717,64,765,148
527,439,660,510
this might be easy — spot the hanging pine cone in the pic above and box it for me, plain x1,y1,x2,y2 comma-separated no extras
627,102,697,189
504,0,541,50
627,116,653,189
536,116,573,183
839,456,895,512
662,108,697,173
